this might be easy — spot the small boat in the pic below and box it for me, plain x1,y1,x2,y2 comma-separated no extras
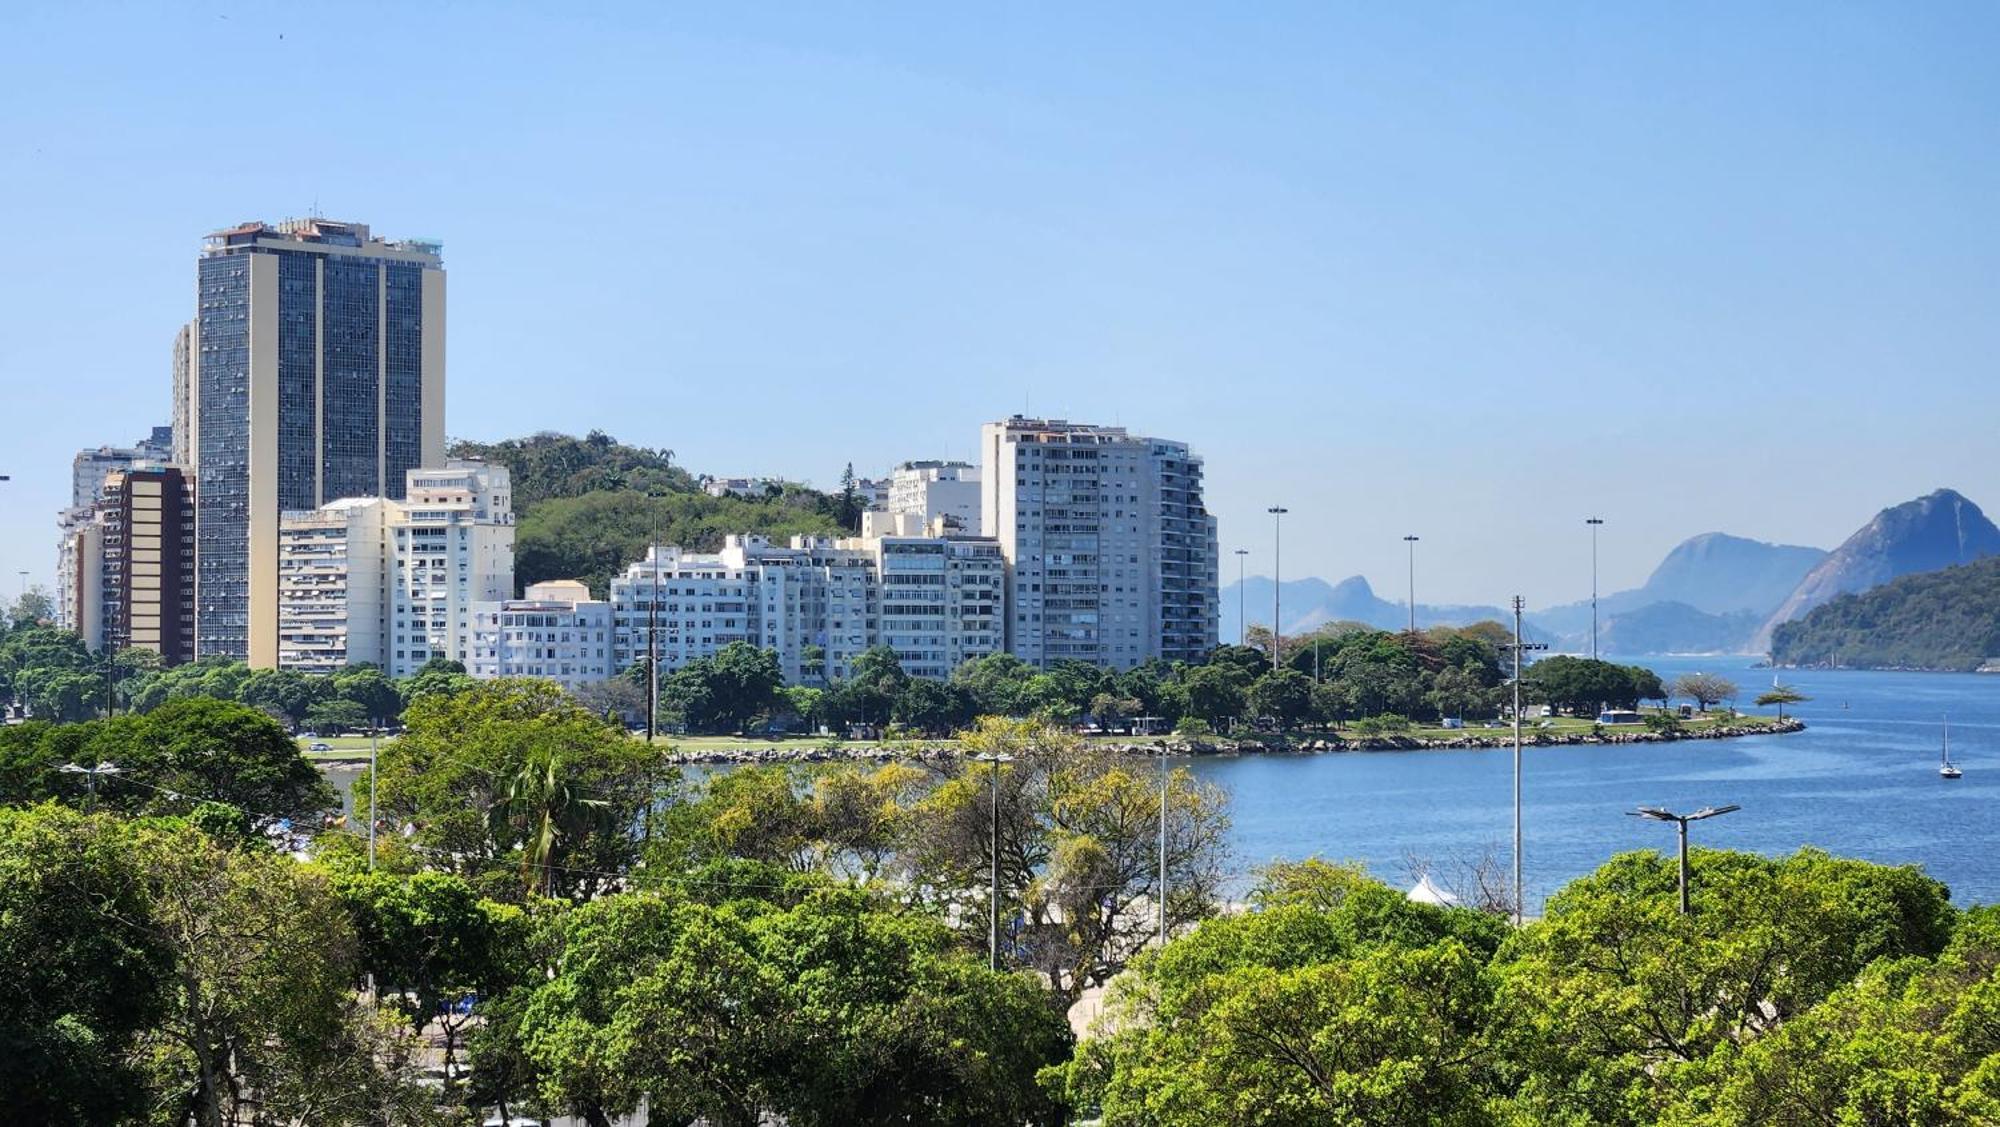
1941,715,1963,780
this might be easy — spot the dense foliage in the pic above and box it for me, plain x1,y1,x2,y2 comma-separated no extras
445,430,849,594
1771,555,2000,671
7,665,2000,1126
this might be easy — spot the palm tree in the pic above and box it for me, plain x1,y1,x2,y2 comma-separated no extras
491,749,612,897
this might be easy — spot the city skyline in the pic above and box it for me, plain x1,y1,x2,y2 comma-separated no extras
4,5,1998,608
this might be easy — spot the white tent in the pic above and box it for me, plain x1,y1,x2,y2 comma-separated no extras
1406,873,1461,907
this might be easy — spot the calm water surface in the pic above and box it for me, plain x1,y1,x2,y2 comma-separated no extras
1181,656,2000,910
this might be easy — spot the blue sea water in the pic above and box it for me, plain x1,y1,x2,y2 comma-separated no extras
1180,656,2000,910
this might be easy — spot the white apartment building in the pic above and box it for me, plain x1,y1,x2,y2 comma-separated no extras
980,416,1219,669
841,527,1004,680
276,462,514,676
468,580,614,690
602,529,1007,686
388,463,515,676
277,498,392,674
885,460,982,535
609,536,877,685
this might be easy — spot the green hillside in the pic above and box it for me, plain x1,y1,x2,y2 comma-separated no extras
1769,556,2000,671
449,431,849,595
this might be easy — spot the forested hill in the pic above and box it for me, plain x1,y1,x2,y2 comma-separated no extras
1770,556,2000,671
448,431,850,596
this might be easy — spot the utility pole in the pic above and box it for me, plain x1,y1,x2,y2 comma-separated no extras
1234,549,1249,647
1267,507,1288,672
646,543,661,743
1629,804,1740,914
1586,518,1605,660
1403,535,1420,633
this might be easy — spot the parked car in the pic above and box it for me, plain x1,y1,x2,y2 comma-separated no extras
308,741,332,752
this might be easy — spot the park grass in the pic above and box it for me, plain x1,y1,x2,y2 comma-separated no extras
298,735,387,761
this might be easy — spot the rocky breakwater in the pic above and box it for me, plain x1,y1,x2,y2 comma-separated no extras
659,718,1805,766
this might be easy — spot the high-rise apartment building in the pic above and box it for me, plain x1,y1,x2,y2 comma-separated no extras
55,428,173,633
95,468,197,664
980,417,1218,669
275,463,511,676
190,218,445,666
885,460,982,534
276,497,393,674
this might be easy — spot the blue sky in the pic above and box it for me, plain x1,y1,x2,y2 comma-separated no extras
2,2,1996,608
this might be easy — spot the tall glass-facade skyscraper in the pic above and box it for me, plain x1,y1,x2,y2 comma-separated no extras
187,219,445,666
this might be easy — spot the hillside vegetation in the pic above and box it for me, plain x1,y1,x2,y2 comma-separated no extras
449,431,848,594
1770,555,2000,671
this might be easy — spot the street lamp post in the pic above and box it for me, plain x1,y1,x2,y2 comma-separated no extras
1628,804,1741,914
1586,518,1605,660
1267,507,1288,672
1233,549,1250,647
58,761,124,810
968,751,1015,968
1502,597,1546,925
1403,535,1420,634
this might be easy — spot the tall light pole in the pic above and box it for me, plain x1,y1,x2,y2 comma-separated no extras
969,751,1014,968
1403,535,1420,633
1267,506,1288,672
1585,518,1605,660
1503,597,1546,925
1628,804,1740,914
1233,549,1250,647
1157,746,1170,949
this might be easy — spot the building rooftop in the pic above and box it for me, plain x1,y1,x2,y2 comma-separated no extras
203,218,442,262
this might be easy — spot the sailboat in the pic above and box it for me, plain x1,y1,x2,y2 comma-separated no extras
1941,715,1963,780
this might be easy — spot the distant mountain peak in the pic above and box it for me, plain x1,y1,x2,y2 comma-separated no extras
1755,489,2000,652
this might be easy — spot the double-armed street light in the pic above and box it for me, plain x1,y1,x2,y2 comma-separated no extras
968,751,1016,969
1628,804,1741,914
1502,597,1547,925
59,760,124,809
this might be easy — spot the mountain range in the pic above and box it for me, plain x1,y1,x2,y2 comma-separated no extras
1220,489,2000,657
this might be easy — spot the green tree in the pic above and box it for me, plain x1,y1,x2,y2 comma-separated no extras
0,804,173,1124
1181,663,1250,727
330,664,403,726
306,697,370,734
1246,668,1315,729
1754,682,1811,720
1489,847,1953,1125
893,677,974,735
398,656,477,707
904,718,1233,1009
376,679,660,899
1672,671,1739,713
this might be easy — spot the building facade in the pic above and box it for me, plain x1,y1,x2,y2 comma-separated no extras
467,580,614,690
980,416,1218,669
884,460,982,534
96,467,197,664
55,429,174,631
844,531,1004,680
276,498,392,675
191,218,445,666
386,463,514,676
275,463,511,675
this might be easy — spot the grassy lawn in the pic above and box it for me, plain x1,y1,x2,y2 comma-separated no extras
298,735,388,760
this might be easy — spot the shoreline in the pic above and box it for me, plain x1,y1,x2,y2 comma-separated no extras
658,717,1808,765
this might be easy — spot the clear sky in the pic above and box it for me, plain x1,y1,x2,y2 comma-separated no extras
3,3,1996,609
